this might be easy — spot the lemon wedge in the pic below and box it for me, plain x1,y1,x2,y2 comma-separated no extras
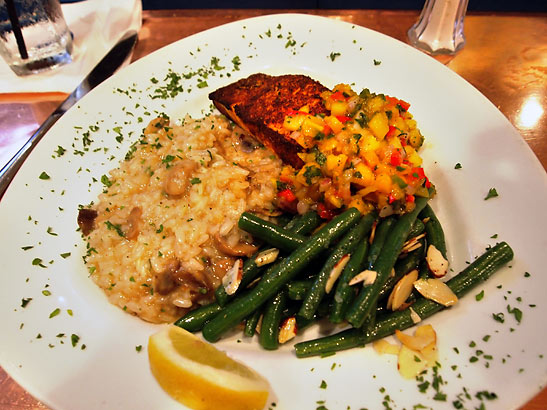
148,325,270,410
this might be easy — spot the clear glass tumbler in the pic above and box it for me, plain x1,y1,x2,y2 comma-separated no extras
408,0,469,56
0,0,73,76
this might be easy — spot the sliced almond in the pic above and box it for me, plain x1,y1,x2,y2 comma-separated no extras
348,269,377,286
426,244,448,277
401,233,425,254
420,341,439,367
221,259,243,295
409,307,422,324
254,248,280,267
413,278,458,307
395,325,436,351
388,269,418,311
373,339,400,356
415,324,437,343
278,316,297,344
325,254,351,294
397,345,428,379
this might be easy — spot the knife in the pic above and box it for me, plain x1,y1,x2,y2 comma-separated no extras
0,30,138,201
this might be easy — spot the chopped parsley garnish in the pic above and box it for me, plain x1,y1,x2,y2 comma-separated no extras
21,298,32,308
190,177,202,185
105,221,125,237
454,163,462,169
507,305,523,323
492,312,505,323
329,52,341,61
162,154,176,168
32,258,46,268
49,308,61,318
101,174,113,187
303,165,322,185
39,171,50,180
373,59,382,65
475,290,485,301
484,188,498,200
71,334,80,347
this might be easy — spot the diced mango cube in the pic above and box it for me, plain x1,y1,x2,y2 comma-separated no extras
284,114,305,131
330,101,348,117
326,154,348,175
368,112,390,139
324,115,345,134
325,190,343,208
352,163,375,187
375,173,392,194
358,133,380,153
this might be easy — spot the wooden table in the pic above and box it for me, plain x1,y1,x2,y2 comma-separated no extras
1,9,546,410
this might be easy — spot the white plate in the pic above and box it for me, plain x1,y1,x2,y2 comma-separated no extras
1,14,546,410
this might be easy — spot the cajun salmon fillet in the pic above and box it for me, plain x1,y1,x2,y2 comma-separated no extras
209,73,329,168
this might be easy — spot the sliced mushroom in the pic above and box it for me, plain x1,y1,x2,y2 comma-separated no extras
163,159,198,197
154,259,181,295
125,207,142,240
77,208,98,235
214,233,258,257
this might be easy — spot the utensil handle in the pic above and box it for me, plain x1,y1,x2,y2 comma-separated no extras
0,112,62,201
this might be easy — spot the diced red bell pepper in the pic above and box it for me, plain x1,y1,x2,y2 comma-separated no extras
330,91,346,101
336,115,352,123
398,99,410,111
386,125,398,138
406,194,415,203
388,193,397,204
410,167,426,180
278,188,296,202
286,109,311,116
317,202,335,220
390,150,403,167
386,96,410,111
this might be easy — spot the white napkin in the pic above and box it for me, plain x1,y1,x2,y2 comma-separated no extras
0,0,142,93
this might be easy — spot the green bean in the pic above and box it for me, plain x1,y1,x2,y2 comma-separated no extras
329,213,376,323
284,211,322,236
294,241,513,357
201,208,361,342
420,204,447,258
298,216,372,320
365,216,395,269
243,308,262,337
174,302,222,332
345,197,429,328
259,289,288,350
286,279,313,300
408,218,425,239
238,212,306,252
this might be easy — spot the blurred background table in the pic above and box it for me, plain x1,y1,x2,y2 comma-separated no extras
1,8,545,410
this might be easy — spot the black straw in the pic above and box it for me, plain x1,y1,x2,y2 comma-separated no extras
5,0,28,60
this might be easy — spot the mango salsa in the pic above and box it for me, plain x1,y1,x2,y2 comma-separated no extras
276,84,433,218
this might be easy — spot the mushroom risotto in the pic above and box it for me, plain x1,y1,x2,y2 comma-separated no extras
79,115,282,323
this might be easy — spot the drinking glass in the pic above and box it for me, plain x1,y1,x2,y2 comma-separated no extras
0,0,73,76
